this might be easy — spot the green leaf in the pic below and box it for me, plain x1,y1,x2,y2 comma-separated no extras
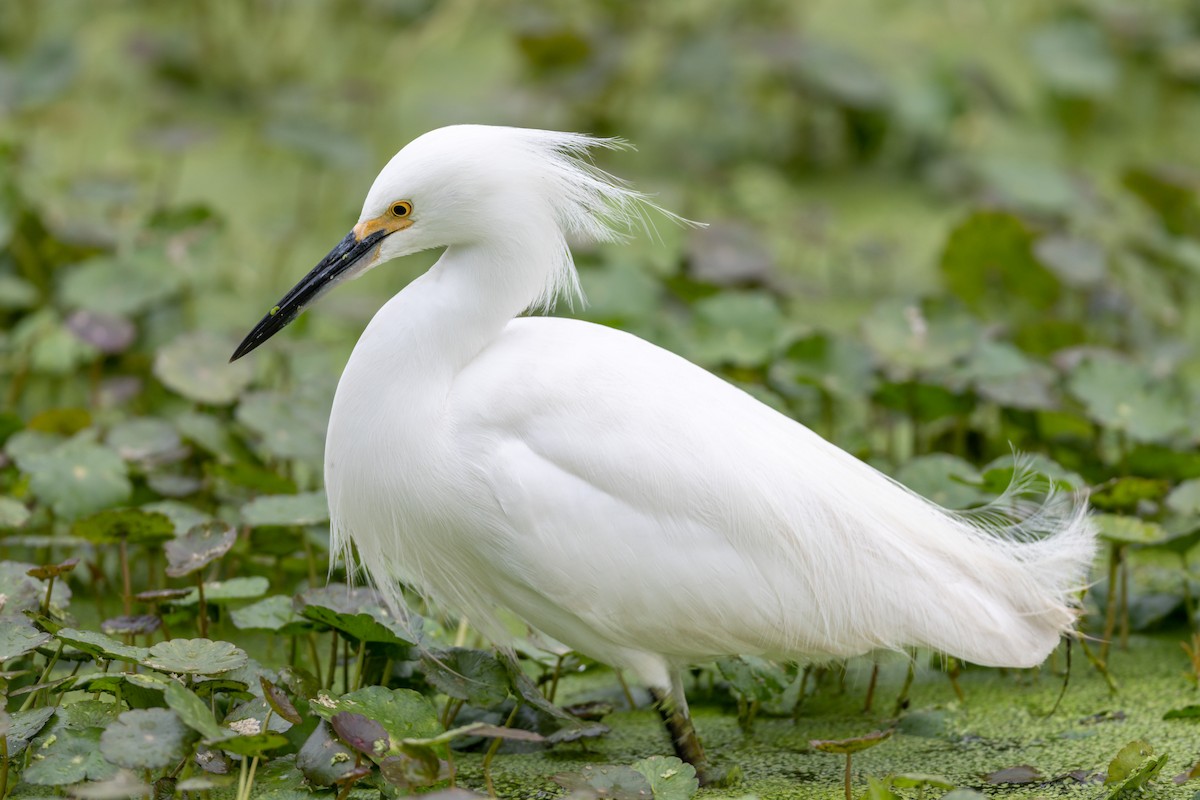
1123,165,1200,238
236,389,329,464
260,677,303,725
1093,514,1168,546
297,722,358,787
57,699,117,730
630,755,699,800
73,507,174,545
21,437,130,520
164,679,227,741
295,584,414,647
421,648,510,708
0,560,72,618
59,250,183,316
154,331,254,405
1067,353,1191,444
0,496,31,528
231,595,311,634
99,708,193,770
105,418,183,465
1164,705,1200,720
939,212,1060,317
309,686,441,754
241,491,328,527
144,638,249,675
861,299,980,376
1167,479,1200,516
176,576,270,606
1027,20,1118,99
23,728,116,785
142,500,212,536
56,628,151,664
893,455,985,510
5,706,56,757
0,618,52,661
810,729,892,754
686,291,784,367
214,731,290,756
716,656,789,703
164,521,237,577
553,765,652,798
1107,740,1156,783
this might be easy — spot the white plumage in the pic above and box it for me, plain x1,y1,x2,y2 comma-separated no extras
236,124,1096,775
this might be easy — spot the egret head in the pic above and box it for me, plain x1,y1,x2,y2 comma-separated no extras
231,125,669,361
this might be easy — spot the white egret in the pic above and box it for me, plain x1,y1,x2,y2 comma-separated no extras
232,125,1096,782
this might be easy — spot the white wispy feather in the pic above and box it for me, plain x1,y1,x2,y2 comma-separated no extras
325,125,1097,691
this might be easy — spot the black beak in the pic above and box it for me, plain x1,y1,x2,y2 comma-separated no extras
230,229,387,361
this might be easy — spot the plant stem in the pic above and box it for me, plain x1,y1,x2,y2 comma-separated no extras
353,640,366,691
484,702,521,797
20,643,62,713
40,575,55,616
844,753,852,800
119,539,132,616
862,663,878,713
196,575,208,638
1101,545,1121,664
306,633,323,687
1,730,9,800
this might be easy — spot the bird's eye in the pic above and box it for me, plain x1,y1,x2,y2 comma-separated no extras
391,201,413,218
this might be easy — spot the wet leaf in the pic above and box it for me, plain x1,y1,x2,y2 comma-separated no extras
24,729,117,785
553,764,653,798
99,708,193,770
1166,479,1200,516
154,331,253,405
56,628,151,663
164,521,237,577
5,706,56,757
893,455,985,509
297,721,357,786
144,638,248,675
0,618,52,660
260,676,303,725
421,648,510,708
309,686,441,752
630,755,699,800
330,711,389,758
164,680,226,741
1067,353,1191,444
66,768,152,799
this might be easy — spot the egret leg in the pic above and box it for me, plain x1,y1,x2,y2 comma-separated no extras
649,676,713,785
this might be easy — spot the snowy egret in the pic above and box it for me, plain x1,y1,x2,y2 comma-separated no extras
232,125,1095,781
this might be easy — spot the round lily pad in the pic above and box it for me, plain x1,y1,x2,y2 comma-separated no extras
26,557,80,580
105,417,184,465
330,711,389,758
630,755,699,800
177,576,269,606
59,250,183,317
1093,514,1168,546
154,331,254,405
297,722,358,787
99,708,193,770
21,437,131,520
421,648,510,708
230,595,310,634
164,521,237,577
0,496,31,529
22,728,116,785
240,491,329,527
100,615,161,637
145,638,249,675
236,389,328,464
65,309,136,354
0,618,52,661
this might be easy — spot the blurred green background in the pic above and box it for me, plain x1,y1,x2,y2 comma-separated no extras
3,1,1200,795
